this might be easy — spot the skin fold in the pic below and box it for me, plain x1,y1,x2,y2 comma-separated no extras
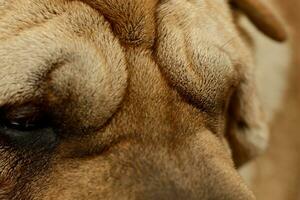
0,0,295,199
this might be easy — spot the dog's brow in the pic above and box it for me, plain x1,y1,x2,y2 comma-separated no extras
220,36,238,49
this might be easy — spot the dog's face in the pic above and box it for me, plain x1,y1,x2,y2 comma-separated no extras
0,0,286,199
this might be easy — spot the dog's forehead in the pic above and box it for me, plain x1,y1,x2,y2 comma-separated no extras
82,0,238,47
0,0,248,136
157,0,241,48
0,0,245,106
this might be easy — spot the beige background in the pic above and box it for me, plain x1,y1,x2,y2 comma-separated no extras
252,1,300,199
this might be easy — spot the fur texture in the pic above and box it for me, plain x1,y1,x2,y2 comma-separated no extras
0,0,294,199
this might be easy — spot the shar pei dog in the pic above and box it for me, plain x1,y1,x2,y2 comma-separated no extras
0,0,295,199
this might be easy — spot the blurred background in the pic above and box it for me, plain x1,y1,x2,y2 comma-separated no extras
248,0,300,199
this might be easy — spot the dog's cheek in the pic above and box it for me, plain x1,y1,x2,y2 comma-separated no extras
0,150,16,198
0,144,55,199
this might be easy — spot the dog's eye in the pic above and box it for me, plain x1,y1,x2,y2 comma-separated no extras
0,105,57,149
2,105,48,131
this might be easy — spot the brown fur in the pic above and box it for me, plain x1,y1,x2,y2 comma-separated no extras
0,0,295,199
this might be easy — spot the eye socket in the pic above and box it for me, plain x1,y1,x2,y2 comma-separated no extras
0,104,57,149
1,105,50,132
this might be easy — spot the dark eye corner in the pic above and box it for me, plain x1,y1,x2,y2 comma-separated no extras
0,104,50,131
0,104,57,149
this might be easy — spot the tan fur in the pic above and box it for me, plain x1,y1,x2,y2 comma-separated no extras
0,0,296,199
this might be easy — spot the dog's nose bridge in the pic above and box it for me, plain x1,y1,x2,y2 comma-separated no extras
103,135,256,200
82,0,158,48
132,157,255,200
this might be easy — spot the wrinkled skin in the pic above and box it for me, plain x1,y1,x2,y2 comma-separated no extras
0,0,287,199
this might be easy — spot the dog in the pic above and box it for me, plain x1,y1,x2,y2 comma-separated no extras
0,0,292,199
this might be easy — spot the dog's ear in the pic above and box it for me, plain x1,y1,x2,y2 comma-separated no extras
231,0,287,42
